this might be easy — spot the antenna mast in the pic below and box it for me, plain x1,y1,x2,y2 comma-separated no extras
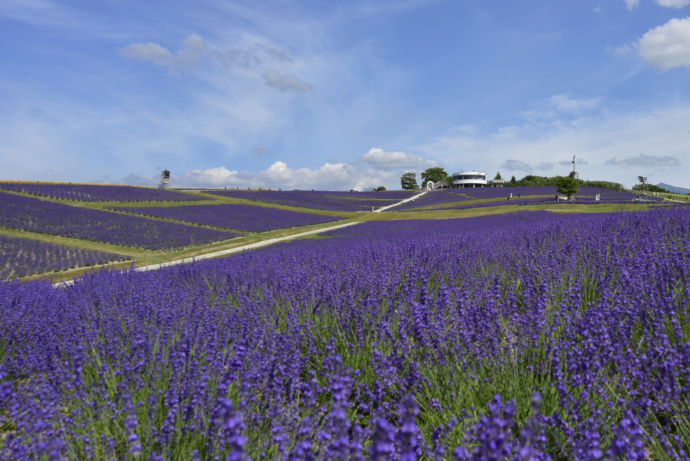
160,170,171,189
569,155,578,179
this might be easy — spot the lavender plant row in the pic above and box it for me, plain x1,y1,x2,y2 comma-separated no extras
429,197,675,211
461,185,650,202
305,190,417,199
1,208,689,459
0,182,207,202
461,186,558,199
392,186,662,212
0,192,240,250
386,190,475,211
109,203,344,232
424,197,555,211
206,190,400,211
0,234,131,280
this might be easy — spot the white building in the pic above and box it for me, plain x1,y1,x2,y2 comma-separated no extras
452,171,487,188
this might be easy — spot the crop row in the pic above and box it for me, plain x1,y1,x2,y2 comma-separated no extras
389,186,664,211
0,191,239,250
385,190,474,211
0,182,207,202
0,234,131,280
206,190,401,211
1,207,688,458
108,203,343,232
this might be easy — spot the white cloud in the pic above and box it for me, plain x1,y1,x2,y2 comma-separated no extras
177,34,204,68
120,34,205,71
360,147,438,170
178,160,396,191
656,0,690,8
637,17,690,69
182,166,245,187
538,162,554,171
625,0,640,10
262,70,314,92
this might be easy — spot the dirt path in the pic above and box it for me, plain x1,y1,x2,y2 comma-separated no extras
374,191,427,212
53,221,360,288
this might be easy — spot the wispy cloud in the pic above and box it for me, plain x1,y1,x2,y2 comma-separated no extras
605,153,681,167
625,0,640,10
500,159,533,172
417,104,690,185
359,147,437,170
656,0,690,8
521,94,600,121
210,43,293,69
261,71,314,92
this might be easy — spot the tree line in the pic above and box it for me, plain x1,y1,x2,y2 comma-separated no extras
399,170,636,193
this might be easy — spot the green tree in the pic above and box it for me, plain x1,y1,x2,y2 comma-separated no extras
421,167,448,187
632,184,667,193
582,180,623,191
554,175,580,198
517,175,552,187
400,172,418,190
494,172,502,180
373,186,386,191
509,175,517,185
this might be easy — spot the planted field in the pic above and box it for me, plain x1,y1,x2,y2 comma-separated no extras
0,182,207,202
462,186,558,199
297,190,418,199
0,191,240,250
386,190,474,211
109,203,344,232
206,190,400,211
391,186,665,212
2,207,689,459
0,234,131,280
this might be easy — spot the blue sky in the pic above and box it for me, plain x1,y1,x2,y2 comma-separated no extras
1,0,689,190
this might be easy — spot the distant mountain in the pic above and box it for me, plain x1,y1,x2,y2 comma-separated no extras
658,183,690,194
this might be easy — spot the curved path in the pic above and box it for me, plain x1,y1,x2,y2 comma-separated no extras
52,191,430,288
53,221,360,288
374,191,427,212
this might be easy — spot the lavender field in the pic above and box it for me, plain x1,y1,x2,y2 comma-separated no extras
0,183,207,202
0,192,240,250
1,207,689,459
0,234,131,280
206,190,401,212
386,190,474,211
390,186,663,212
109,203,344,232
